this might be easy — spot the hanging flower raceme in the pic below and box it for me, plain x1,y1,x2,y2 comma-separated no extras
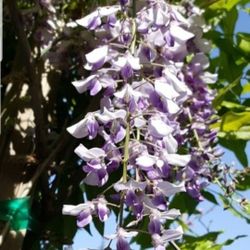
63,0,219,249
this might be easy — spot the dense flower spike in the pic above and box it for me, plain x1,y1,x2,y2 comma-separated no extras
63,0,219,249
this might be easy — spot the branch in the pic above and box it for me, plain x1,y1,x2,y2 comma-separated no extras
6,0,47,159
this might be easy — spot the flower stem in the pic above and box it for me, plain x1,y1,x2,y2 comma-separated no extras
186,107,204,151
170,241,181,250
123,120,130,183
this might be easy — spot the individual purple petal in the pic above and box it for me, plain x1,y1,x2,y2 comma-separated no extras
121,63,133,79
132,202,144,220
147,169,161,180
125,190,137,206
116,237,130,250
67,113,99,140
84,169,108,187
152,194,167,211
113,54,141,79
89,80,102,96
77,210,92,227
148,219,161,235
86,118,99,140
97,201,109,222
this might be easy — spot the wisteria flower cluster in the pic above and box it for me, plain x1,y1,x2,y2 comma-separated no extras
63,0,219,249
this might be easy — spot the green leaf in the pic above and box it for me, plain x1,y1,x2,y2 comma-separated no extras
218,129,250,140
213,76,241,108
243,202,250,215
169,193,199,215
131,217,152,249
223,235,247,246
237,33,250,55
220,7,238,41
242,83,250,94
201,191,219,205
219,138,248,166
208,0,241,11
221,111,250,131
220,101,250,111
180,232,223,250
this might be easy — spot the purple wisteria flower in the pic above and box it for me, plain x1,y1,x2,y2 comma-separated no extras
63,0,219,248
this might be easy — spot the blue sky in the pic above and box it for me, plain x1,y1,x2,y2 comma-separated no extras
70,5,250,250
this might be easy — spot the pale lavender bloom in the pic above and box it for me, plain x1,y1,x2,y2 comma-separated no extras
110,120,126,143
84,168,109,186
74,144,106,162
71,6,120,30
156,181,185,197
62,202,95,228
138,44,157,63
107,228,138,250
169,24,194,43
95,197,110,222
162,151,191,167
152,226,183,249
95,108,127,124
136,154,158,170
67,113,99,139
113,53,141,79
77,210,93,227
149,219,161,235
72,73,116,95
114,179,147,192
84,46,109,71
148,118,173,138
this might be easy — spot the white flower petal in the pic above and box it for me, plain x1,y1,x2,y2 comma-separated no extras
170,24,194,43
134,117,146,128
155,78,179,99
157,181,185,197
67,119,88,138
98,5,120,16
74,144,105,161
161,226,183,242
160,209,181,220
85,46,108,64
72,75,96,94
62,204,90,216
136,154,157,168
165,99,180,114
95,108,126,124
149,119,173,138
75,11,100,28
165,153,191,166
163,135,178,154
